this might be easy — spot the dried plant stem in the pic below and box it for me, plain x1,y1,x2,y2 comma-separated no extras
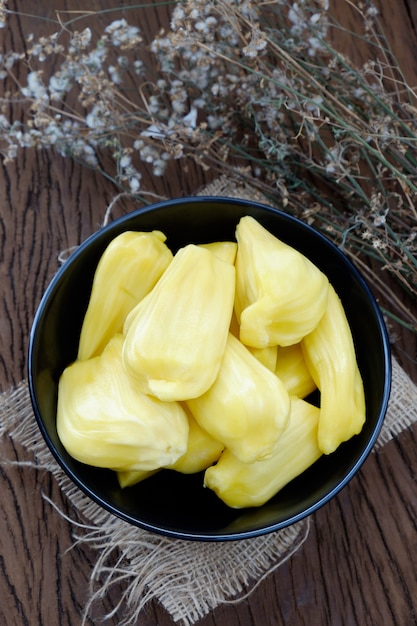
0,0,416,333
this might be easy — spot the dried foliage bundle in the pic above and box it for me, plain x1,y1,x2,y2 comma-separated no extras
1,0,416,331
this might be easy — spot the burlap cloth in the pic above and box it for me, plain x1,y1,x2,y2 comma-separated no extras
1,177,416,626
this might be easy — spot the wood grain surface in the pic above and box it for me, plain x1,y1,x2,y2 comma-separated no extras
1,2,417,625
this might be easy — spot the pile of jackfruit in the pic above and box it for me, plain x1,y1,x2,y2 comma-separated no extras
57,215,366,508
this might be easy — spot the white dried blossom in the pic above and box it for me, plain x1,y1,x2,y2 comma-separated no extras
29,33,63,61
0,51,22,78
182,107,198,129
70,138,99,167
152,159,167,176
69,28,92,53
195,21,209,33
82,146,99,168
288,4,305,27
150,36,172,56
366,4,379,18
139,143,163,165
171,98,187,115
211,83,220,97
243,28,268,58
128,176,141,193
133,139,145,151
13,128,38,148
119,154,132,169
133,60,144,76
86,105,110,130
207,114,226,130
310,12,322,25
119,156,140,182
21,71,48,103
41,123,63,146
308,36,322,56
104,19,142,49
170,6,186,29
141,124,171,140
6,143,18,160
83,45,108,72
147,95,162,115
49,74,73,100
108,65,122,85
205,16,217,28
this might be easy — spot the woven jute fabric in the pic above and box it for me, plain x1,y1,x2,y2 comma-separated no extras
1,178,416,626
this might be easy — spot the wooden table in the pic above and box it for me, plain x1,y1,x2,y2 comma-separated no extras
1,2,417,625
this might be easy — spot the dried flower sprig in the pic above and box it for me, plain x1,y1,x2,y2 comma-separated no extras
1,0,416,332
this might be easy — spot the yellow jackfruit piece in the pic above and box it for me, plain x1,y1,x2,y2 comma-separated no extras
78,230,173,361
248,344,278,372
186,332,290,464
117,469,159,489
116,408,223,488
204,397,322,508
234,216,329,348
57,334,189,470
169,405,224,474
275,343,317,398
301,284,366,454
198,241,237,265
122,244,235,401
230,309,278,371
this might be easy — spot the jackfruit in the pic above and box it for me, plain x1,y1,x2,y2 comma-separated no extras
117,468,159,489
301,284,366,454
234,216,329,348
122,244,235,401
275,343,317,398
78,230,173,361
186,332,290,464
169,405,224,474
57,334,189,470
116,407,223,487
248,344,278,372
204,397,322,508
198,241,237,265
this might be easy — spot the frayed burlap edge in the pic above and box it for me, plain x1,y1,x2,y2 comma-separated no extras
1,357,416,625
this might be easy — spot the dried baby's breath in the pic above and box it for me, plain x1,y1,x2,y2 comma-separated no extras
1,0,416,332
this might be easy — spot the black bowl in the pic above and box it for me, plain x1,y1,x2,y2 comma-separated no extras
28,197,391,541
